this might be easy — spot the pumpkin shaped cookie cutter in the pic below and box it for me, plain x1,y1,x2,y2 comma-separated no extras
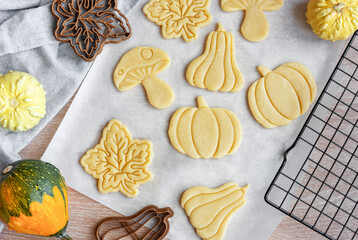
96,205,174,240
52,0,132,61
113,47,175,109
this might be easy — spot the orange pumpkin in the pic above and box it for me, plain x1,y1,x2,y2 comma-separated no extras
0,160,71,239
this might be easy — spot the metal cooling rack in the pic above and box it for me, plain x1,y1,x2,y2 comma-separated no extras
265,31,358,240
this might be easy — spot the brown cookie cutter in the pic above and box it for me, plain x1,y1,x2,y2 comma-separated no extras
51,0,132,61
96,205,174,240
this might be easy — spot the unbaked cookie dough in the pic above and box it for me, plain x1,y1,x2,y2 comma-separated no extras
248,62,316,128
113,47,174,109
168,96,242,159
80,119,153,198
181,182,249,240
186,23,244,92
143,0,212,42
221,0,284,42
0,71,46,132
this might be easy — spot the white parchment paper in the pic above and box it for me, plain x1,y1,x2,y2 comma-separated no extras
42,0,346,239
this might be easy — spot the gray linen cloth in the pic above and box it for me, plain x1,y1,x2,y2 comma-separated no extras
0,0,138,170
0,0,138,233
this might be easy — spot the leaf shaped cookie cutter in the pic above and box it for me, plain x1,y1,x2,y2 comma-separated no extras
52,0,132,61
96,205,174,240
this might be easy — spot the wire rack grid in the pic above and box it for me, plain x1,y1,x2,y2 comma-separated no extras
265,31,358,240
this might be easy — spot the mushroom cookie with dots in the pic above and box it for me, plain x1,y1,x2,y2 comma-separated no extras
168,96,242,159
181,182,249,240
186,23,244,93
221,0,284,42
0,71,46,132
113,47,174,109
248,62,316,129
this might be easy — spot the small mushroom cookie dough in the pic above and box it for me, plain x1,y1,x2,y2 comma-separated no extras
181,182,249,240
248,62,316,128
0,71,46,132
143,0,212,42
80,119,153,198
168,96,242,159
186,23,244,92
113,47,174,109
221,0,284,42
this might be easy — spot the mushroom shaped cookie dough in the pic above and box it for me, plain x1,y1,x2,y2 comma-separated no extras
0,71,46,131
168,96,242,159
248,62,316,128
113,47,174,109
221,0,284,42
181,182,249,240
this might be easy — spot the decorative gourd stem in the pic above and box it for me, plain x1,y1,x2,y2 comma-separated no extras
57,231,72,240
2,165,12,174
333,3,345,13
257,65,272,77
197,96,208,108
242,184,250,193
217,22,225,32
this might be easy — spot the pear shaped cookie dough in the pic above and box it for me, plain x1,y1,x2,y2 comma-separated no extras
248,62,316,128
0,71,46,132
186,23,244,92
221,0,284,42
181,182,249,240
80,119,153,198
113,47,174,109
168,96,242,159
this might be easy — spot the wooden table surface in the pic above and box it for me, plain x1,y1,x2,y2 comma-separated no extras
0,96,327,240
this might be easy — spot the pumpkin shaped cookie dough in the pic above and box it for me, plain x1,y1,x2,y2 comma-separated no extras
306,0,358,41
248,62,316,128
0,71,46,132
221,0,284,42
80,119,153,198
181,182,249,240
168,96,242,159
186,23,244,92
113,47,174,109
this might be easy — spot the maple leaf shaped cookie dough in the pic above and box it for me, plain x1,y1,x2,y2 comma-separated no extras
80,119,153,198
143,0,213,42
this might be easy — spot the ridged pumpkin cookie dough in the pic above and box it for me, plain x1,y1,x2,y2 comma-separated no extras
248,62,316,128
168,96,242,159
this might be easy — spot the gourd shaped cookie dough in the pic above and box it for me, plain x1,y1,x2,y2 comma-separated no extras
186,23,244,92
181,182,249,240
221,0,284,42
80,119,153,198
168,96,242,159
0,71,46,131
248,62,316,128
113,47,174,109
143,0,212,42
